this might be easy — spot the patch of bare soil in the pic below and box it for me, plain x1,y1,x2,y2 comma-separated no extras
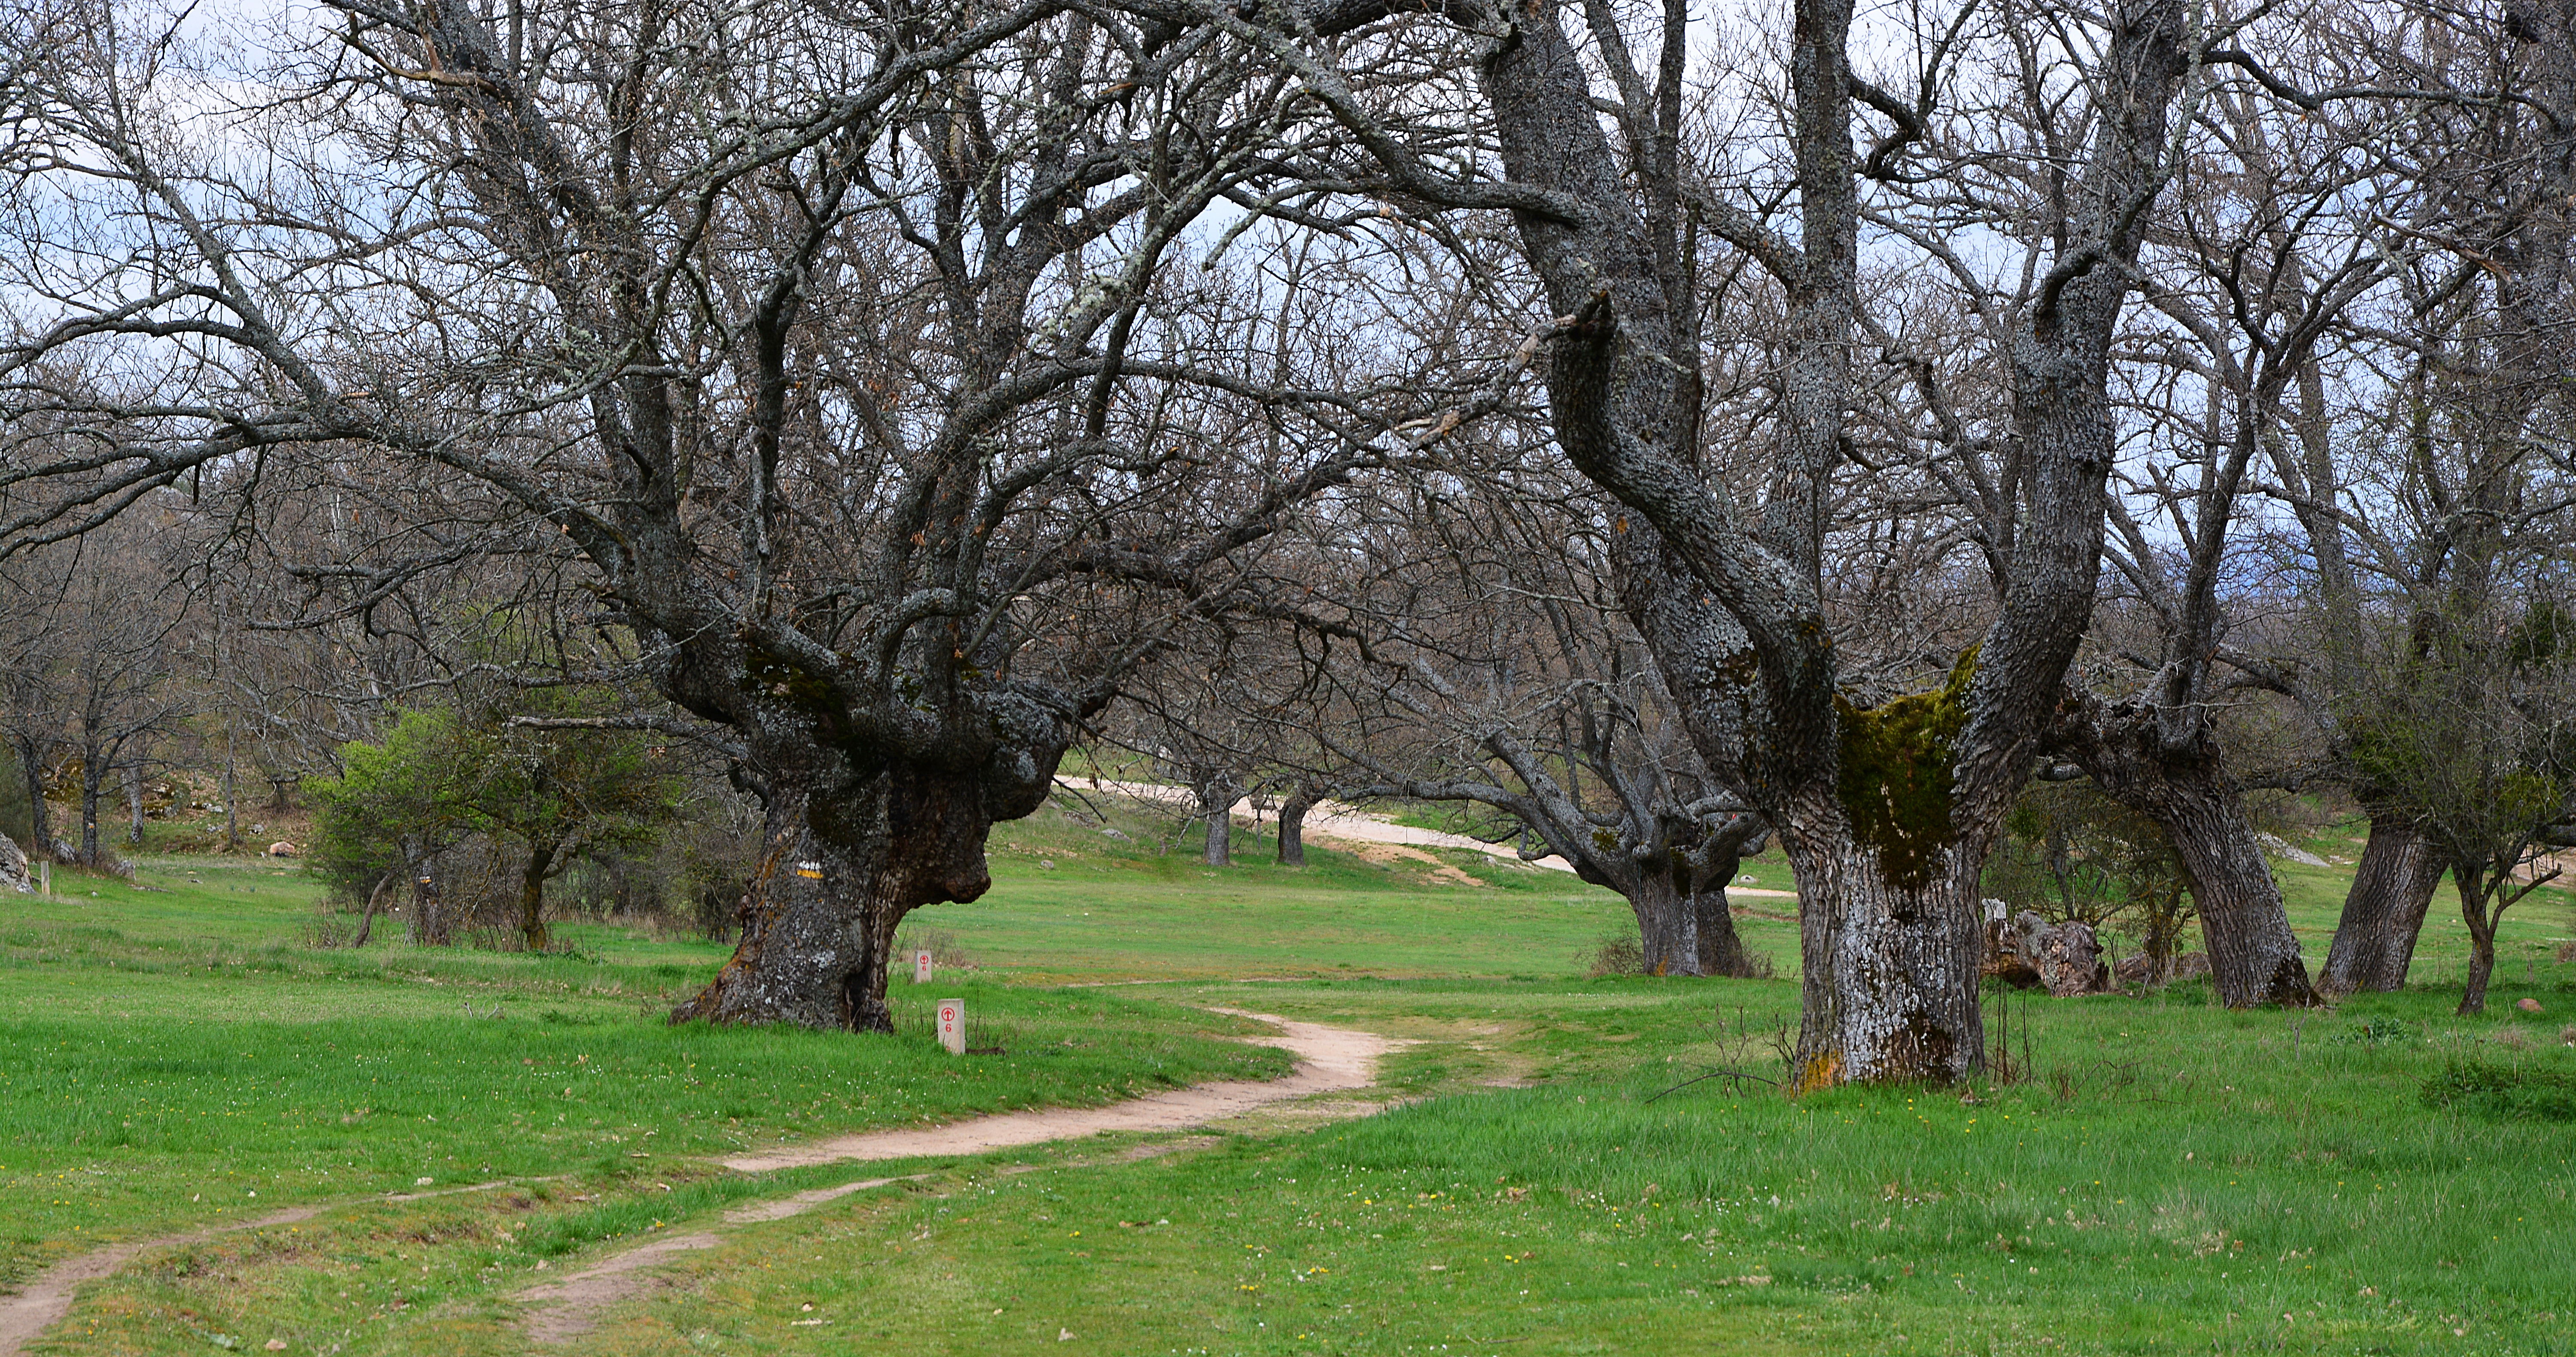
1331,838,1488,886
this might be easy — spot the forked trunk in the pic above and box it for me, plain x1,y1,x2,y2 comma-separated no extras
2319,809,2444,996
1785,831,1985,1086
671,768,997,1033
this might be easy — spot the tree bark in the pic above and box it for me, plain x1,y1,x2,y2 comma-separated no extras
2457,874,2497,1015
352,868,392,947
519,840,557,953
1276,785,1314,866
125,764,144,847
221,733,240,855
1198,779,1236,868
12,736,48,862
1630,871,1754,978
2053,700,2319,1007
671,764,1017,1033
1631,871,1702,977
1693,883,1751,978
76,751,104,868
1784,825,1987,1086
409,851,450,946
2138,776,2316,1007
2319,808,2444,995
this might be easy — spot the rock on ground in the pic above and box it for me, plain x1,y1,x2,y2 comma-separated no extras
1984,910,2112,996
0,833,30,894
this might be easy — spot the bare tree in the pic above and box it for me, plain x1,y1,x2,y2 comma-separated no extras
4,515,196,866
1164,0,2205,1081
0,0,1483,1032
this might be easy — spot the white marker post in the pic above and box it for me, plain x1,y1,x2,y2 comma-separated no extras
913,949,934,984
936,998,966,1055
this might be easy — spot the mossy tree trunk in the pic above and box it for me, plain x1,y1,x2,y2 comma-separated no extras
1337,0,2190,1083
2319,808,2444,995
1782,825,1988,1084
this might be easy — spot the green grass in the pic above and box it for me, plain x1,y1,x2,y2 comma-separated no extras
9,801,2576,1355
0,852,1291,1294
367,979,2567,1357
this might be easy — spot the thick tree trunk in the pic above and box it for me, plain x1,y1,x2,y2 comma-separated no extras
2319,809,2444,995
1276,786,1314,866
1785,827,1986,1085
2058,708,2318,1007
1631,872,1706,977
671,767,1001,1033
1189,773,1240,868
1201,799,1233,867
1628,877,1756,979
2153,777,2319,1008
519,841,556,953
1692,884,1752,978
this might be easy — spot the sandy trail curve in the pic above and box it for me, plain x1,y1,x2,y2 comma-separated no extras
719,1011,1398,1171
517,1011,1400,1343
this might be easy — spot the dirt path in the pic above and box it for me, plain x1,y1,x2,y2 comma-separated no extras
517,1011,1400,1343
0,1206,323,1357
1049,776,1801,898
721,1012,1395,1170
0,1181,517,1357
3,1015,1397,1351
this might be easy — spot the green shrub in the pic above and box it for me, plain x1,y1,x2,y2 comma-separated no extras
2420,1056,2576,1120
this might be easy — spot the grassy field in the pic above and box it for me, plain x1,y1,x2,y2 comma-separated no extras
4,800,2573,1355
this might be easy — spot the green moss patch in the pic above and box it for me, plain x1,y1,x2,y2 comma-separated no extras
1833,650,1976,891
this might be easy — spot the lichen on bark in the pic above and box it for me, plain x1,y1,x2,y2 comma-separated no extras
1833,649,1978,891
